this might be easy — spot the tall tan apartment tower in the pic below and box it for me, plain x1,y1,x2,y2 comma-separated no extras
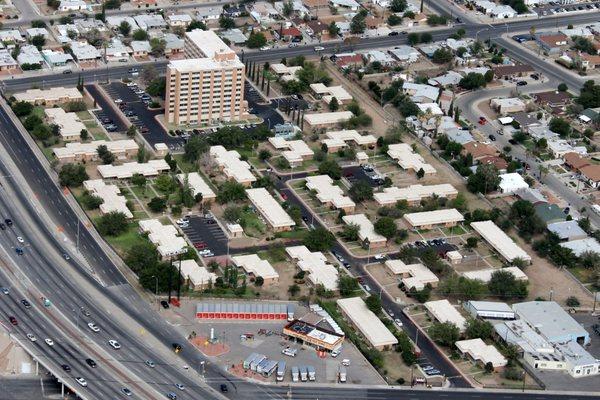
165,29,246,126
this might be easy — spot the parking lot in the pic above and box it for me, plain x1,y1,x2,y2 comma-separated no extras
344,165,384,188
167,300,385,385
102,82,185,150
179,215,228,257
532,1,600,16
86,84,127,133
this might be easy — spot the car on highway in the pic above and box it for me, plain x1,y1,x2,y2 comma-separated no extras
174,384,185,391
516,81,528,86
27,334,36,342
4,218,12,226
161,300,170,309
15,247,23,255
1,287,8,295
108,339,121,349
16,236,24,243
121,388,133,396
75,377,87,387
86,358,97,368
21,299,31,309
62,364,71,372
145,360,155,368
45,338,54,346
87,322,100,332
388,31,399,36
0,223,5,230
488,134,496,141
9,316,17,325
167,392,178,400
314,46,325,51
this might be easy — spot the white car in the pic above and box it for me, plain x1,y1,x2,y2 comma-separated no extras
16,236,24,243
341,359,351,366
114,98,123,104
260,45,271,51
145,360,155,368
27,333,36,342
75,377,87,387
374,254,386,261
331,348,341,358
87,322,100,332
45,338,54,346
394,318,403,327
175,384,185,391
314,46,325,51
108,339,121,349
202,252,214,258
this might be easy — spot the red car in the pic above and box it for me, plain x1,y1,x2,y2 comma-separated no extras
478,116,487,125
194,242,207,249
281,193,287,200
9,316,17,325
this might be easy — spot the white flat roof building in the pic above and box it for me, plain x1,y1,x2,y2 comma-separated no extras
231,254,279,282
424,299,466,331
342,214,387,247
560,238,600,257
176,172,216,202
374,184,457,206
310,83,352,104
471,220,531,263
70,41,101,61
499,173,529,194
387,143,436,175
494,319,555,354
210,146,256,186
305,175,355,212
175,259,217,290
83,179,133,219
13,87,82,105
286,246,338,290
337,297,398,349
44,108,87,141
462,267,528,283
385,259,438,291
322,129,377,150
53,139,138,161
268,136,314,166
404,209,464,229
464,301,516,320
417,102,443,116
139,219,187,258
246,188,295,231
456,339,508,369
97,160,170,179
304,111,354,128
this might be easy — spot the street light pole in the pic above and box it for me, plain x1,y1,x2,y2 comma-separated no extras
151,275,159,311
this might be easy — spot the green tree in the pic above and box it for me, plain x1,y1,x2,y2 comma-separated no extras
420,32,433,43
429,322,460,347
96,211,128,236
432,48,453,64
96,144,115,165
247,32,267,48
459,72,487,90
407,32,419,45
219,15,236,29
390,0,407,12
340,223,360,241
565,296,580,307
154,174,177,194
303,227,335,251
118,20,131,36
11,101,33,117
349,180,373,202
131,173,146,189
81,193,103,210
387,14,403,26
258,149,272,161
576,80,600,109
317,160,342,180
549,117,571,137
467,164,500,194
329,97,339,111
374,217,397,239
350,10,367,34
147,196,167,213
365,295,382,315
126,125,137,137
557,83,568,92
149,38,166,57
288,283,301,296
338,275,360,296
59,163,88,187
254,276,264,287
184,136,209,162
488,270,528,299
282,0,294,16
125,241,159,273
217,181,246,203
187,20,207,31
132,29,149,41
287,205,302,225
466,237,478,248
146,77,166,98
31,34,46,50
465,318,493,340
328,21,340,36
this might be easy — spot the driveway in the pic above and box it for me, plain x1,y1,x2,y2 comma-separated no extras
85,84,127,133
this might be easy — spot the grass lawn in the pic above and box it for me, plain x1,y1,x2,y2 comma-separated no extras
130,184,152,202
75,110,94,120
257,247,288,263
240,211,266,237
31,106,45,119
101,222,147,257
274,229,307,240
39,143,55,161
569,266,595,285
172,154,196,173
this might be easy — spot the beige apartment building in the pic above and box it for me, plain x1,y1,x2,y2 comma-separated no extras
165,29,246,126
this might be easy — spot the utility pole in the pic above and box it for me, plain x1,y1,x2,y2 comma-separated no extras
168,256,173,303
152,275,159,311
177,254,182,301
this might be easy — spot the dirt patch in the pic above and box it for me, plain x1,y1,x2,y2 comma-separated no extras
191,336,230,357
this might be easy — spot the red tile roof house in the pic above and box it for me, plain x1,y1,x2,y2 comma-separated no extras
276,27,303,41
563,152,591,172
535,33,568,55
579,164,600,189
532,90,571,108
334,53,364,68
